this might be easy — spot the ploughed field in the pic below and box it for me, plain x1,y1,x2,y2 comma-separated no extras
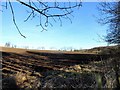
1,46,118,89
1,47,109,78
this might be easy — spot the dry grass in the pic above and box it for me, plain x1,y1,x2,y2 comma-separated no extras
1,46,120,89
15,72,41,89
0,46,97,54
1,46,27,54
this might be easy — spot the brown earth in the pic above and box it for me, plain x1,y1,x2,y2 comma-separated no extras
1,46,111,78
1,46,117,89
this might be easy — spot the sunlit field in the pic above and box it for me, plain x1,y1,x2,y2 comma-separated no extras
1,46,120,89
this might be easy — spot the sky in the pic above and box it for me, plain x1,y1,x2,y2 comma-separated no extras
0,1,108,50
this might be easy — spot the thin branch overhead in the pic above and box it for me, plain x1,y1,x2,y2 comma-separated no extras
2,0,82,37
8,0,26,38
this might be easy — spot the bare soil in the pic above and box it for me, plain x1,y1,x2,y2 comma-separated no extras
1,46,117,89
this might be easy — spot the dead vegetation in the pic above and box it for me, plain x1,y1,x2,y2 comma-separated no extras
1,46,120,89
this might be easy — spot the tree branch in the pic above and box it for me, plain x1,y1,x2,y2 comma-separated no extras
3,0,82,37
8,0,26,38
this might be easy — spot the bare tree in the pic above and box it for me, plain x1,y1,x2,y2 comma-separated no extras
41,46,45,50
5,42,11,47
2,0,82,38
97,2,120,88
97,2,120,45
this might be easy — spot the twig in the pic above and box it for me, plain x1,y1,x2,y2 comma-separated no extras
8,0,26,38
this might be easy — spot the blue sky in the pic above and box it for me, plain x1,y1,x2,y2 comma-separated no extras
1,2,108,50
